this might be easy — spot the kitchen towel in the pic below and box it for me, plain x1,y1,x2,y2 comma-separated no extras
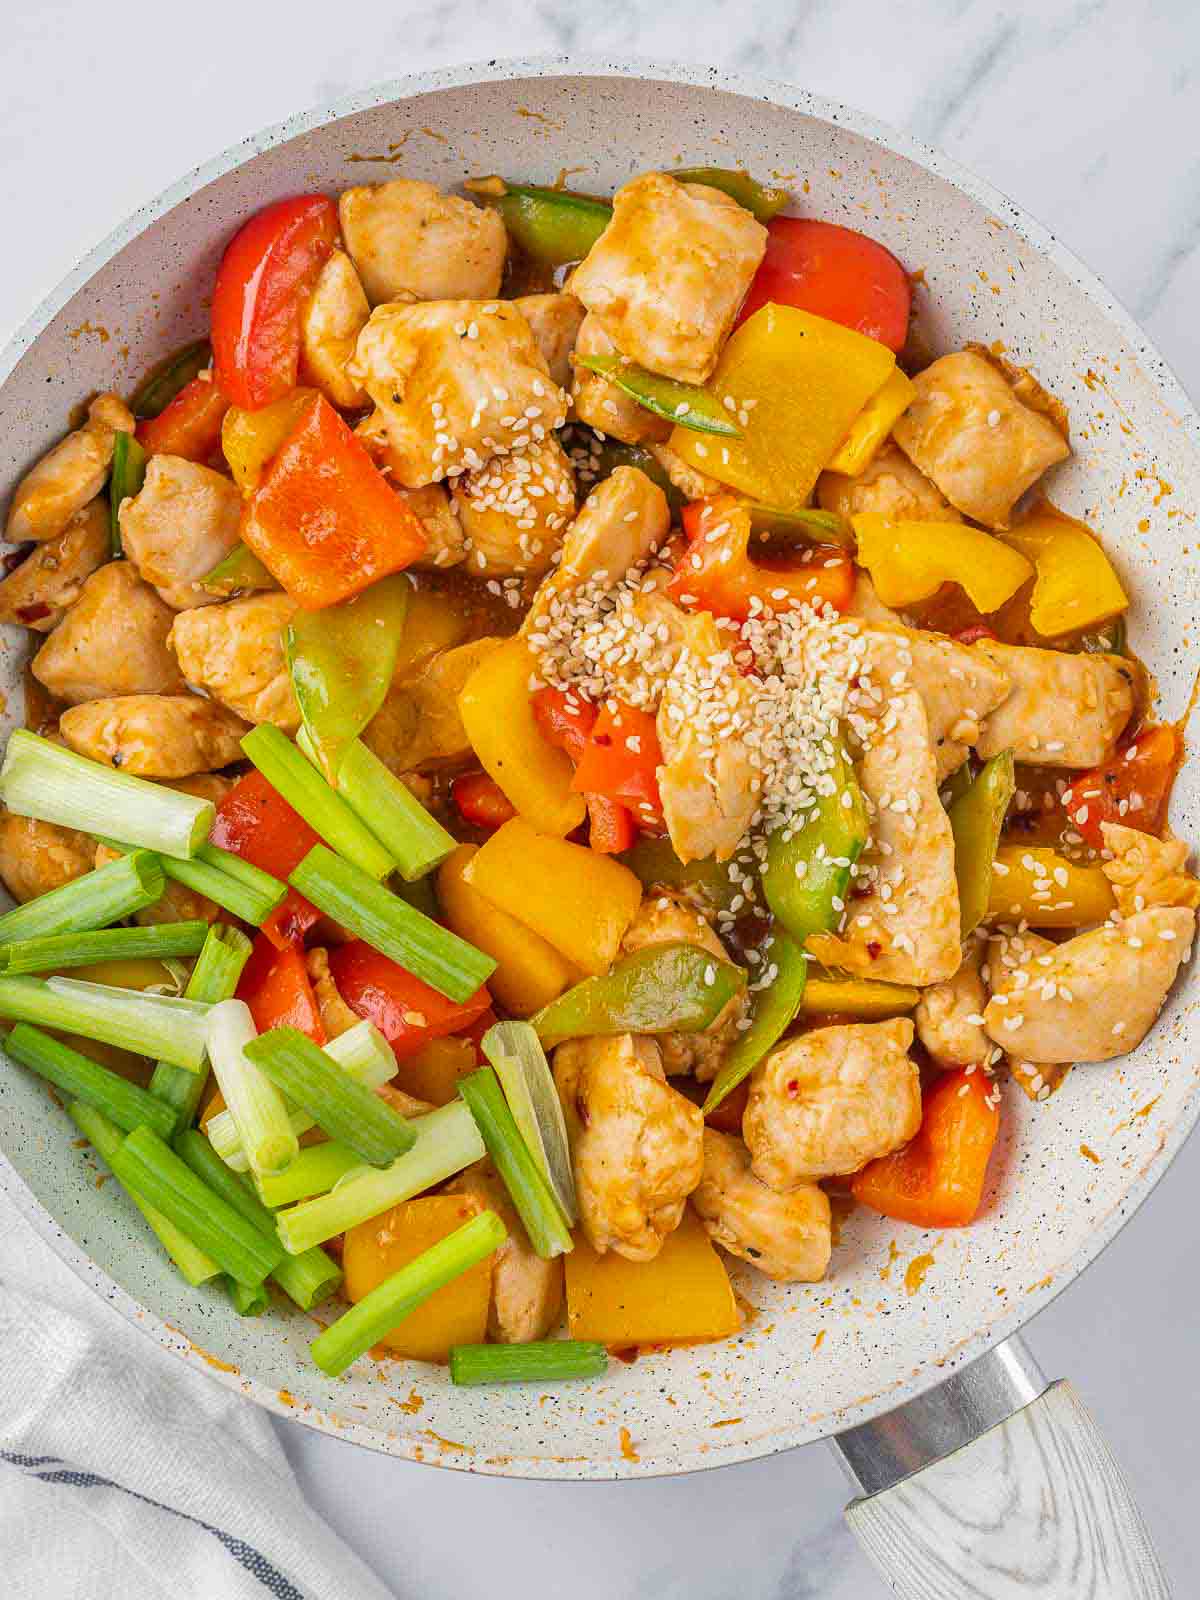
0,1184,394,1600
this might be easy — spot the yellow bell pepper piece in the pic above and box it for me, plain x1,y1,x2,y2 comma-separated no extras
851,513,1035,613
458,636,586,837
392,585,473,680
669,305,895,511
465,818,642,976
343,1195,494,1361
826,368,917,477
1000,502,1128,638
988,845,1116,927
394,1035,477,1107
566,1207,739,1347
437,844,578,1017
222,389,317,493
801,972,919,1019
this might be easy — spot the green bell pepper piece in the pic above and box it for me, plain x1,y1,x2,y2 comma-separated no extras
532,942,745,1047
761,747,869,944
618,834,743,913
702,930,807,1113
1075,614,1127,656
948,749,1015,937
669,167,790,221
108,432,147,556
748,504,853,550
575,353,741,438
801,970,919,1020
201,543,278,596
492,183,612,267
130,339,212,420
285,574,411,779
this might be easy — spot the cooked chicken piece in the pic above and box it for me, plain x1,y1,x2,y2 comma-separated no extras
350,300,568,487
1100,822,1200,916
985,906,1195,1064
692,1129,832,1282
647,441,725,501
355,414,468,570
816,440,961,524
857,622,1012,782
554,1033,703,1261
570,173,767,384
452,436,576,578
0,813,93,903
744,1019,921,1189
363,637,504,772
892,350,1070,530
569,313,672,446
305,947,361,1039
0,500,109,632
844,571,905,627
543,465,670,598
169,593,299,730
513,293,585,389
376,1082,435,1119
118,455,242,610
298,248,370,410
31,562,185,705
808,689,961,986
60,694,249,778
973,641,1134,768
914,939,991,1067
338,179,506,306
447,1159,564,1342
657,609,759,864
620,891,748,1080
94,836,218,927
6,394,134,544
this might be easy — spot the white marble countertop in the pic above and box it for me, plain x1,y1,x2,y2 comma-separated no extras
3,2,1200,1595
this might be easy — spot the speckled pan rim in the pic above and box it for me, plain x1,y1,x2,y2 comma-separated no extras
1,53,1198,1480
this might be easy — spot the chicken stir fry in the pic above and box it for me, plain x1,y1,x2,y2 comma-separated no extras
0,156,1191,1384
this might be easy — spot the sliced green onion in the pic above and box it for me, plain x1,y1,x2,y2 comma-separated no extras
274,1101,484,1255
174,1129,342,1312
100,837,286,928
110,1126,285,1288
227,1278,269,1317
131,338,211,419
241,725,393,881
244,1026,415,1167
290,844,494,1004
575,353,740,438
255,1141,363,1208
301,731,456,883
0,851,165,948
201,542,278,597
68,1101,221,1287
208,1019,396,1172
0,921,208,978
703,931,808,1114
668,166,790,221
482,1021,576,1225
458,1067,573,1260
148,924,252,1130
0,730,213,860
6,1022,175,1137
0,974,209,1070
205,1000,297,1179
109,431,147,554
449,1341,607,1387
310,1210,506,1378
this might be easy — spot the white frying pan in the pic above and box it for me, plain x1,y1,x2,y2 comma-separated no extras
0,58,1192,1599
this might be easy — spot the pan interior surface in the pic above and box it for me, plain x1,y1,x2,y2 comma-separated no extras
0,61,1197,1479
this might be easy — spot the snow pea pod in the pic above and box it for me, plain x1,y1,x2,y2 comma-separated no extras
532,942,745,1048
130,339,212,420
761,746,869,944
948,749,1015,937
618,834,743,913
575,353,741,437
108,432,146,555
702,930,807,1114
487,182,612,267
669,167,790,221
201,542,278,597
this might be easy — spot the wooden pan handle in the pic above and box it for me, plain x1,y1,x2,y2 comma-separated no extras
841,1376,1171,1597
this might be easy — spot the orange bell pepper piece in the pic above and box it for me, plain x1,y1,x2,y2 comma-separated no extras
1064,723,1182,851
236,933,326,1044
851,1068,999,1228
669,495,854,621
136,374,229,462
241,394,428,608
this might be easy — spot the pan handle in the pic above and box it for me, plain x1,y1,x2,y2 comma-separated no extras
829,1333,1172,1597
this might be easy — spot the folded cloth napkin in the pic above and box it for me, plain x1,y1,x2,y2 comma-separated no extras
0,1185,394,1600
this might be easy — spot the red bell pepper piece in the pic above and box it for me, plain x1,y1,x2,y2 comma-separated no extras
451,771,517,832
531,686,595,762
585,793,638,854
669,496,855,622
135,374,229,462
851,1068,1000,1228
211,194,339,410
532,687,646,850
1064,723,1181,852
737,218,911,351
236,933,326,1044
571,702,664,821
458,1006,498,1055
328,941,491,1062
210,769,322,948
241,394,428,609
